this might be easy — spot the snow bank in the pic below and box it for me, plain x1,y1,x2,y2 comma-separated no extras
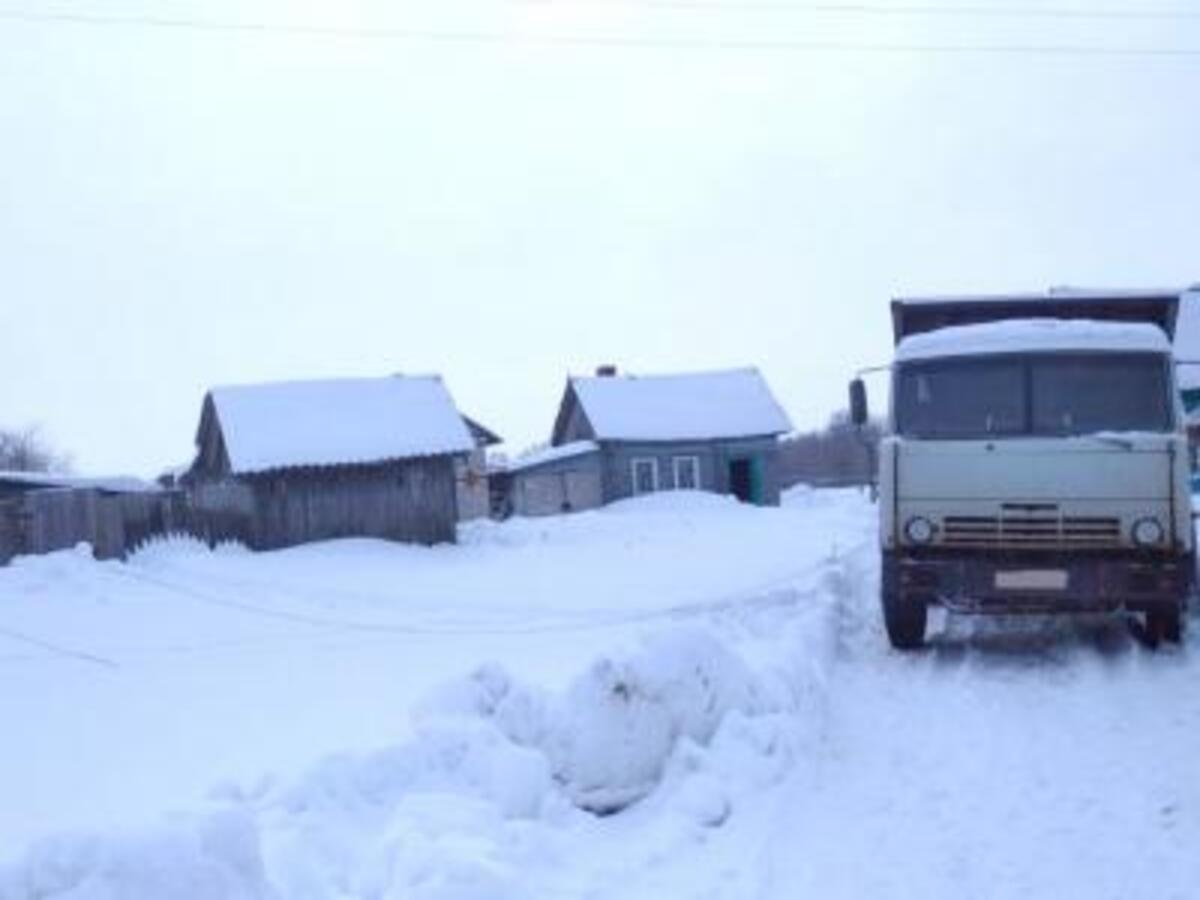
0,579,847,900
0,811,273,900
0,489,872,899
543,628,765,812
418,582,846,816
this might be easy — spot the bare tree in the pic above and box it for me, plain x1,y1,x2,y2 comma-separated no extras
0,426,71,473
779,412,883,489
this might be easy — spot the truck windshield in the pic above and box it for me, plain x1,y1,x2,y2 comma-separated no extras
895,352,1172,439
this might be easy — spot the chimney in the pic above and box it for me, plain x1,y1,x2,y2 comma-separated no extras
595,364,618,377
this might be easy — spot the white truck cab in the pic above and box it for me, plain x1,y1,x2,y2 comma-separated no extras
851,291,1195,649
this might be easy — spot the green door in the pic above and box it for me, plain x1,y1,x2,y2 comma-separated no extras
729,456,764,505
748,457,764,505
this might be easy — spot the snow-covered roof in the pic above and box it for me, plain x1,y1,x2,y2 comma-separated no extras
891,289,1181,343
506,440,600,473
568,368,792,442
207,376,475,475
896,319,1172,363
897,287,1183,305
0,471,159,494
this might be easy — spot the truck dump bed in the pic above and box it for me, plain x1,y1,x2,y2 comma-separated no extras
891,289,1181,345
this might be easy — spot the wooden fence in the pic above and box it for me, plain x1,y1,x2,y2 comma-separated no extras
0,488,252,567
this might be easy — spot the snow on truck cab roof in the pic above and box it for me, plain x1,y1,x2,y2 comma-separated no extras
891,289,1181,344
895,319,1173,364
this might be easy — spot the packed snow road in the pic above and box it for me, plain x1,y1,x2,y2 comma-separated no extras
767,613,1200,900
2,488,1199,899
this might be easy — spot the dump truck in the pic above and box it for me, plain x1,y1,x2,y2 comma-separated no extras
850,290,1194,648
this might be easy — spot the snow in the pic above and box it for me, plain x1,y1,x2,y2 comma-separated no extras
896,318,1172,362
208,376,475,474
3,485,1200,899
502,440,599,473
897,287,1183,305
569,368,792,441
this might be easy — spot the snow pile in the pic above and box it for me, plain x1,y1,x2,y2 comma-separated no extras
544,628,765,812
0,487,875,899
0,811,272,900
0,580,847,900
420,586,846,816
420,627,772,814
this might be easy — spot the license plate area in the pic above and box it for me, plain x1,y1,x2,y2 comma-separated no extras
995,569,1069,591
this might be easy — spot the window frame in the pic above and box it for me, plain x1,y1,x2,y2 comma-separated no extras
631,457,660,495
672,455,700,491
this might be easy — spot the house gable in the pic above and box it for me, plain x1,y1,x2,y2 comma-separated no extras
550,382,598,446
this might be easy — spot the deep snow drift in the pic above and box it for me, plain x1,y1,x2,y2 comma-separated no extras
3,487,1199,899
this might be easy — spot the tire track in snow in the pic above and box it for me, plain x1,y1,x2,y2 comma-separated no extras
761,578,1200,899
102,556,853,640
0,625,120,670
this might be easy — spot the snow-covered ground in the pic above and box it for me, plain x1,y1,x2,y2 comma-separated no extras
2,488,1199,899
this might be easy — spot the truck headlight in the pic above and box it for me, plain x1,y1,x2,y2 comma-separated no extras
905,516,936,545
1132,517,1165,547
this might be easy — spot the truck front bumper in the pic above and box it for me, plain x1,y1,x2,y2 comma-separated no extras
888,550,1194,614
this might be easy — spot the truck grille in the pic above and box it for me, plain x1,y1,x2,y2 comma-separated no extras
941,504,1122,549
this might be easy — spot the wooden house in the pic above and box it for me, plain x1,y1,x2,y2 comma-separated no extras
186,375,475,548
505,367,792,517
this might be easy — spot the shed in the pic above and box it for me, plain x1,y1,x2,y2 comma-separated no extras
505,367,792,516
499,441,603,517
457,415,502,521
187,375,475,548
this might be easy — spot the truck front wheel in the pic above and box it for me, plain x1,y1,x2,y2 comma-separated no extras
882,587,928,650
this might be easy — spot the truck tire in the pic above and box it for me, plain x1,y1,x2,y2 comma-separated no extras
882,588,927,650
1145,607,1183,645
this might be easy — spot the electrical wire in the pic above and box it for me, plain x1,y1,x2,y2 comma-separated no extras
1,8,1199,57
516,0,1200,21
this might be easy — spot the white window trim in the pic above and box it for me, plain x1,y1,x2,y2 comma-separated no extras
631,457,659,494
672,455,700,491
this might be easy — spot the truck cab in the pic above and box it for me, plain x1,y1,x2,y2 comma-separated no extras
851,291,1194,649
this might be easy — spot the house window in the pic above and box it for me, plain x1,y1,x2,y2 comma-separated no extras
631,458,659,495
673,456,700,490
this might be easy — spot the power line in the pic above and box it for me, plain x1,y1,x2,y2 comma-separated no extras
2,7,1200,58
516,0,1200,22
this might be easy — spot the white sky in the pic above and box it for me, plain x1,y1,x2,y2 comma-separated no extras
2,0,1199,475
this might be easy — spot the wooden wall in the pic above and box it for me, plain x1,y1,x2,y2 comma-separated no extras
0,489,169,564
0,499,22,563
0,455,461,566
238,456,459,549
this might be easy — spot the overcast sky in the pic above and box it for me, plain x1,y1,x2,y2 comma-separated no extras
2,0,1199,476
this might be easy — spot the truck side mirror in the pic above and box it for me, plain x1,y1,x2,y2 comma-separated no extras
849,378,868,427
